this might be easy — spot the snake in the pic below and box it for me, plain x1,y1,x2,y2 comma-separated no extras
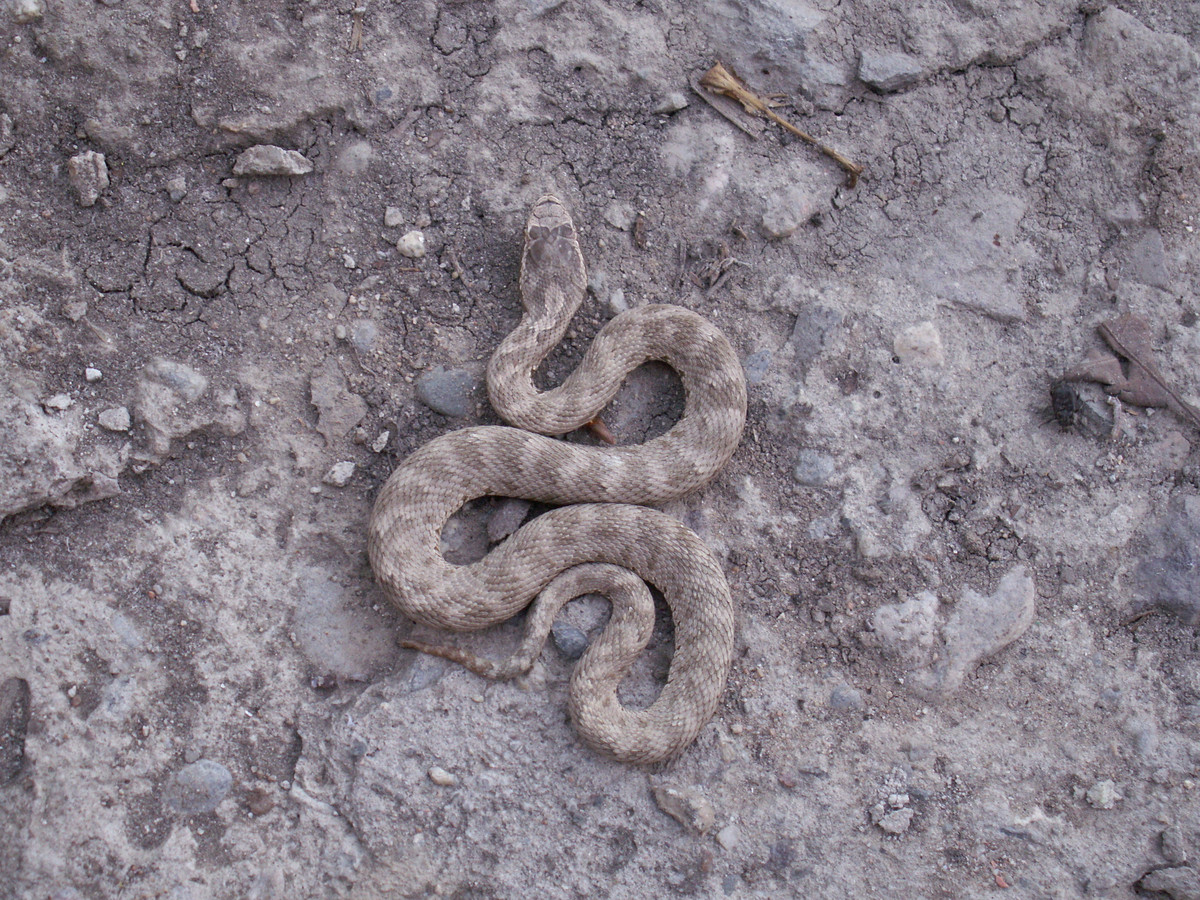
367,195,747,764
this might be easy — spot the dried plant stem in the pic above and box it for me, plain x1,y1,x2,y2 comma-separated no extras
699,62,863,188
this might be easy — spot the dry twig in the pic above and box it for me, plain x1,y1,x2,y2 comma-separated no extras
698,62,863,188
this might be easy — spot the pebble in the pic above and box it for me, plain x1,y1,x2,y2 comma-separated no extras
653,92,690,114
10,0,45,24
550,621,589,660
309,359,368,444
232,145,313,176
396,230,426,258
165,174,188,202
322,461,355,487
384,206,405,228
42,394,73,412
84,367,102,383
428,766,457,787
67,151,109,208
0,113,13,158
793,449,837,487
761,188,815,239
859,51,925,93
143,357,208,402
370,430,390,453
716,823,741,851
603,201,636,231
607,289,628,317
876,807,914,834
743,349,771,385
790,305,842,368
415,365,480,418
827,683,863,711
652,785,716,835
98,407,131,432
1086,779,1122,809
349,319,378,355
893,322,945,366
165,759,233,814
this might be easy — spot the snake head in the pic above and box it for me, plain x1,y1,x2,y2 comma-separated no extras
519,195,588,319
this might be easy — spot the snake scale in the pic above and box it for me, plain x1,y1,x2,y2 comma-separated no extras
368,195,747,764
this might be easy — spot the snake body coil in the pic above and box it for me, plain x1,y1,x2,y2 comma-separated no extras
368,196,747,764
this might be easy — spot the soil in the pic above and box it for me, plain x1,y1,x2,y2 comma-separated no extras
2,1,1200,898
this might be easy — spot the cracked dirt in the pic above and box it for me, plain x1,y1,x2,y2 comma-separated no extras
3,1,1200,898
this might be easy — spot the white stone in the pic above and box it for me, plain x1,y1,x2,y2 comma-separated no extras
428,766,457,787
43,394,73,411
85,367,102,382
98,407,132,432
893,321,945,366
322,461,355,487
397,230,426,258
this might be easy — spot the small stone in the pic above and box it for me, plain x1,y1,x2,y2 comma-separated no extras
42,394,73,412
63,301,88,322
397,230,426,258
415,365,481,418
793,449,837,487
384,206,405,228
349,319,378,355
1086,779,1122,809
550,622,589,661
144,358,208,401
652,785,716,835
67,151,109,208
370,430,390,453
10,0,45,23
84,367,102,383
309,358,368,444
894,322,945,366
859,51,925,93
98,407,132,432
232,145,314,176
716,823,741,851
245,787,275,817
761,188,815,239
342,253,356,269
322,461,355,487
428,766,457,786
0,113,14,158
828,683,863,710
603,201,636,231
165,175,188,202
877,807,914,834
165,759,233,814
743,350,771,385
607,289,628,317
653,92,690,114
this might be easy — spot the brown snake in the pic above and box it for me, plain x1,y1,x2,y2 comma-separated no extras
368,196,747,764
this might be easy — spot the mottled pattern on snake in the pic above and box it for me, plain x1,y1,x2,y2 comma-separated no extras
368,195,747,764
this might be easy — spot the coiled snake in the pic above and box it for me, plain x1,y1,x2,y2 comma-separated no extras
368,196,747,764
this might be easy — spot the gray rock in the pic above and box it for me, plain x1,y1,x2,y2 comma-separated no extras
84,367,102,383
384,206,405,228
10,0,45,24
790,305,842,368
793,449,837,487
0,113,14,158
761,187,816,239
67,151,109,208
415,365,481,418
603,201,636,231
322,461,355,487
1140,867,1200,900
98,407,131,432
309,358,368,444
743,350,771,385
859,51,925,92
165,175,188,202
43,394,73,412
292,568,398,680
232,145,314,176
1085,779,1122,809
653,93,689,114
137,358,245,460
550,621,589,660
828,683,863,710
893,322,945,366
348,319,378,355
652,785,716,835
1122,229,1171,289
876,807,914,834
165,760,232,814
